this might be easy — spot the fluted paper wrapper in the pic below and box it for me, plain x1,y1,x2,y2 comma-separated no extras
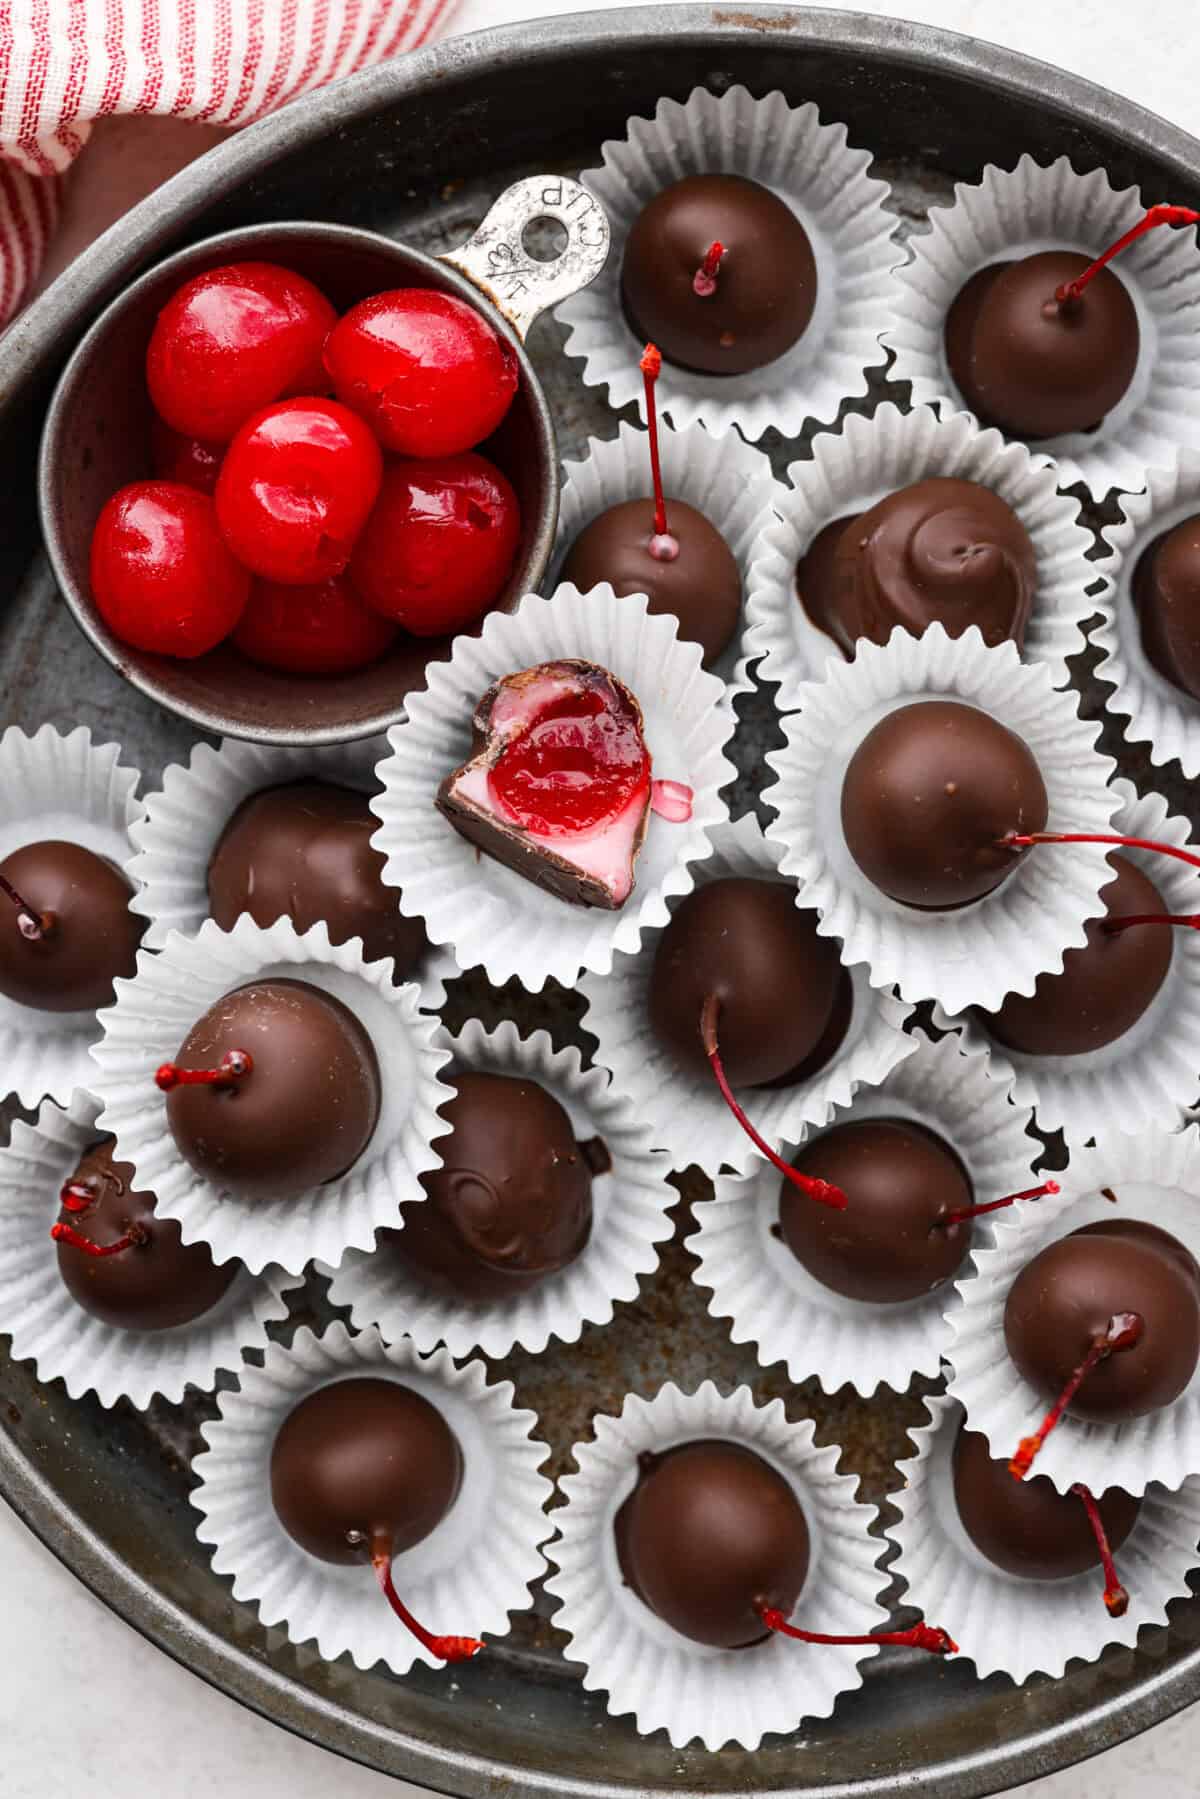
691,1034,1036,1395
884,154,1200,496
742,402,1096,701
191,1322,552,1674
947,1130,1200,1494
551,418,780,694
891,1394,1200,1683
1093,451,1200,777
0,1089,297,1409
544,1380,886,1750
764,625,1120,1014
556,85,897,443
0,725,142,1107
327,1019,674,1357
126,735,454,1010
579,814,915,1178
370,585,734,991
88,916,453,1277
937,780,1200,1148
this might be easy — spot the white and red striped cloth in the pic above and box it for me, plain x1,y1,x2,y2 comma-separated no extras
0,0,456,323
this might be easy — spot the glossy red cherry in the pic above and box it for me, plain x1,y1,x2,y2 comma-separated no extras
215,397,383,585
351,453,520,636
323,289,519,457
150,415,223,495
90,480,251,658
234,573,399,675
490,683,651,835
146,261,336,442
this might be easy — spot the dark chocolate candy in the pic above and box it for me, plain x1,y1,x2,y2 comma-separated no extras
0,839,143,1012
1134,515,1200,702
952,1424,1140,1580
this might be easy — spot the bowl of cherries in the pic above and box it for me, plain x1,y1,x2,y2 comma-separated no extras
38,178,610,744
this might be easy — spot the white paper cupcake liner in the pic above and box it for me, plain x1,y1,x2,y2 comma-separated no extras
691,1033,1037,1396
126,735,455,1010
763,624,1120,1015
551,417,780,696
191,1321,552,1674
947,1129,1200,1494
891,1394,1200,1683
884,154,1200,495
87,916,453,1277
579,813,915,1179
327,1018,673,1358
544,1380,886,1750
556,85,897,442
370,585,734,992
742,402,1097,701
0,724,143,1107
1092,451,1200,778
0,1089,297,1409
936,780,1200,1149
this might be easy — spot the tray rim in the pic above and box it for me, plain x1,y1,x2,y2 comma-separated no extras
5,7,1200,1795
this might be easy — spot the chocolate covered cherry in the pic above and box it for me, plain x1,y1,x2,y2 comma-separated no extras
90,481,251,658
841,700,1048,909
0,840,144,1012
1134,515,1200,701
53,1139,235,1330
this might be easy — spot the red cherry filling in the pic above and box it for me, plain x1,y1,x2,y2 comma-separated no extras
234,573,399,675
488,680,650,837
350,453,520,636
90,480,251,658
149,416,223,495
215,397,383,584
323,288,518,458
146,261,336,443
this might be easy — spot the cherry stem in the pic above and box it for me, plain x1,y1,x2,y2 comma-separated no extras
371,1550,483,1664
1001,831,1200,874
639,342,676,555
0,872,52,942
692,239,726,297
1055,204,1200,304
699,995,848,1211
1010,1311,1145,1480
759,1606,957,1656
1104,912,1200,936
50,1220,148,1257
939,1180,1060,1228
1071,1482,1130,1618
155,1049,254,1092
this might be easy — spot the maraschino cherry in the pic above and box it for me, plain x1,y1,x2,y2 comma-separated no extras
90,481,251,658
351,452,520,635
149,416,223,495
215,397,383,584
146,261,336,442
323,288,518,457
234,574,398,676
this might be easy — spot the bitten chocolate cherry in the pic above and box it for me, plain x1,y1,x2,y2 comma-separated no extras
52,1139,236,1329
161,978,380,1200
1134,515,1200,701
0,840,144,1012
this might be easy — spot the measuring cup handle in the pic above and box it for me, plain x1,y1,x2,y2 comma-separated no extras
438,175,610,341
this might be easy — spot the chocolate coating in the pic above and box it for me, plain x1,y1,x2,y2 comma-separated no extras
796,479,1036,658
1004,1220,1200,1422
1134,516,1200,701
952,1425,1140,1580
208,782,429,978
648,877,846,1087
0,839,143,1012
55,1138,236,1330
841,700,1048,909
779,1117,973,1302
270,1376,462,1563
614,1439,809,1648
622,174,818,376
982,855,1171,1057
384,1071,595,1301
944,252,1139,440
560,497,742,667
164,978,380,1201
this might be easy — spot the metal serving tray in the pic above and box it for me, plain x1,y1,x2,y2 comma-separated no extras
2,9,1199,1796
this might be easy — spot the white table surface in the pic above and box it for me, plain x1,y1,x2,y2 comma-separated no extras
6,1,1200,1793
